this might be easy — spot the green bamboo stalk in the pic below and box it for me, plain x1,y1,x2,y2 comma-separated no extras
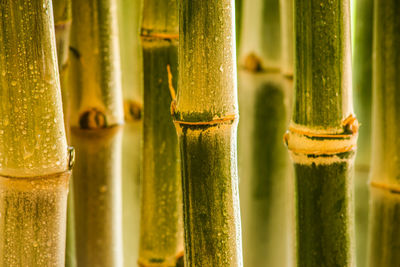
52,1,76,266
353,0,373,169
238,72,292,266
174,0,242,265
368,1,400,266
68,0,124,266
352,1,373,266
0,0,72,265
239,0,281,71
280,0,294,77
367,188,400,266
285,0,357,266
53,0,72,136
138,0,183,266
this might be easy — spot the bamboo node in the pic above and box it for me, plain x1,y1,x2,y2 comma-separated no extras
243,53,262,72
140,31,179,41
370,181,400,194
285,117,358,164
173,114,237,126
79,108,108,129
124,100,142,122
67,146,75,171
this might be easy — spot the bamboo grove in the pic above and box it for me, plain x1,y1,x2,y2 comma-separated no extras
0,0,397,266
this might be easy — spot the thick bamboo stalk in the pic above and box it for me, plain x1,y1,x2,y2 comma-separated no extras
174,0,242,265
285,0,357,266
138,0,183,265
0,0,71,266
238,72,293,266
239,0,281,71
368,1,400,266
68,0,124,266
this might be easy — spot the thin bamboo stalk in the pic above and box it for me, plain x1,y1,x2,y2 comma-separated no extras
68,0,124,266
239,0,281,71
367,188,400,266
285,0,357,266
69,0,123,129
53,0,72,137
71,127,123,267
238,72,292,266
352,1,373,266
368,1,400,266
116,0,143,266
118,0,143,122
138,0,183,266
0,0,71,265
174,0,242,265
280,0,294,77
52,2,76,266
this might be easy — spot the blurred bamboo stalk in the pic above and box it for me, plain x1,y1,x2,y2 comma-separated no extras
68,0,124,266
239,0,281,71
52,1,76,266
174,0,242,265
238,72,292,267
352,0,373,266
285,0,357,266
116,0,143,266
138,0,183,266
280,0,294,77
0,0,72,265
368,1,400,266
71,127,123,267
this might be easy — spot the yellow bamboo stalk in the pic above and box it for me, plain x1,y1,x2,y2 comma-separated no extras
0,0,72,266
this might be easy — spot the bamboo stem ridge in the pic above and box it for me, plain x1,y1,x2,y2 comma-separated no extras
174,0,242,266
285,0,357,266
138,0,183,265
0,0,72,266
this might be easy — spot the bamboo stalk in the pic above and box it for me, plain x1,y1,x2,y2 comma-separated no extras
280,0,294,77
239,0,281,71
368,1,400,266
174,0,242,265
68,0,124,266
285,0,357,266
0,0,72,265
52,1,76,266
116,0,143,266
71,127,123,267
118,0,143,122
238,72,293,266
352,1,373,266
138,0,183,266
69,0,123,129
367,188,400,266
53,0,72,137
